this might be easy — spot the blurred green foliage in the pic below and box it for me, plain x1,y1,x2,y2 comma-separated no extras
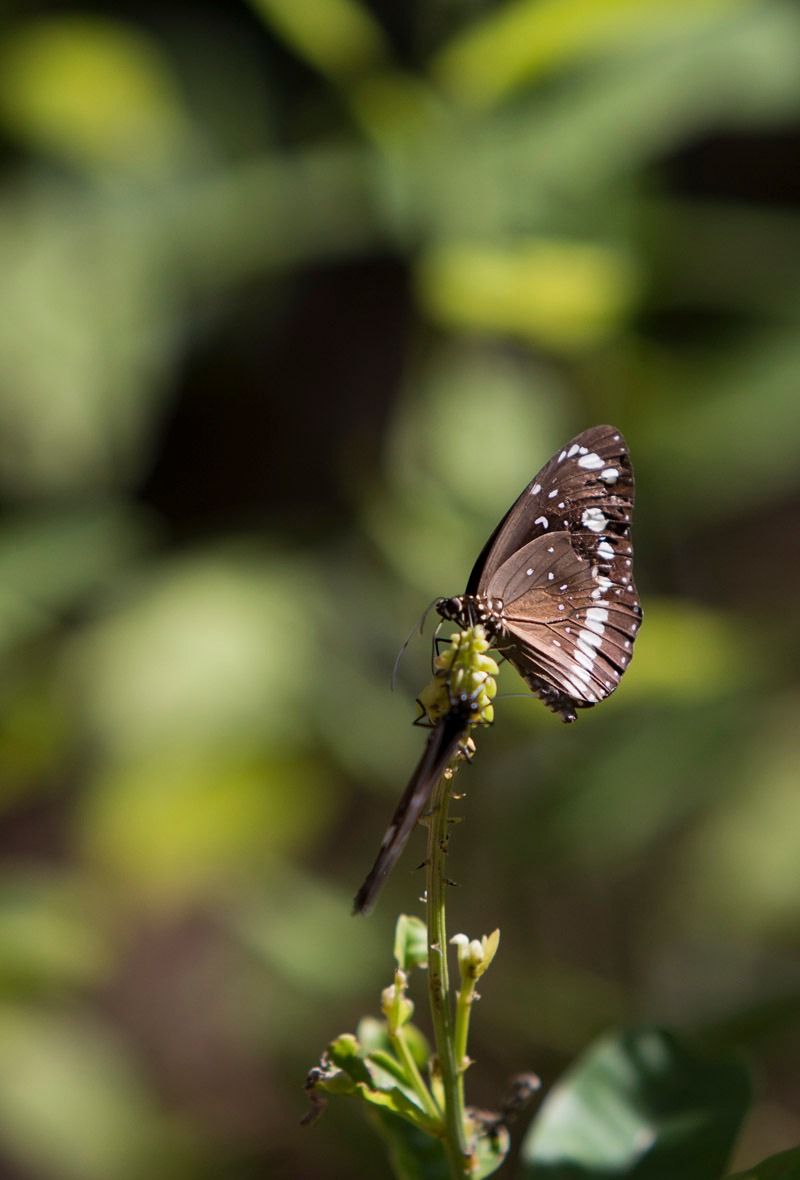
0,1,799,1177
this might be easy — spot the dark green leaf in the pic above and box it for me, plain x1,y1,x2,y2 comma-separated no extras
519,1026,750,1179
371,1110,450,1180
728,1147,800,1179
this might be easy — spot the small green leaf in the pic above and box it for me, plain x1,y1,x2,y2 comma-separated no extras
355,1082,440,1134
394,914,429,971
519,1026,750,1179
310,1035,439,1136
365,1048,412,1088
728,1147,800,1179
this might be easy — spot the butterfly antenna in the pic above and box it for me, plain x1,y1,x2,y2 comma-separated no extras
391,597,441,691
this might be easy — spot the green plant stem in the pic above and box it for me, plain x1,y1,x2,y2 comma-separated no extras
453,974,476,1116
389,1027,441,1122
426,770,470,1179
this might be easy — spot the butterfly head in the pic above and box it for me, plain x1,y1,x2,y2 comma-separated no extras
436,594,505,633
435,596,467,626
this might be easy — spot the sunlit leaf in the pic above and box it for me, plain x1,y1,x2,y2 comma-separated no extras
62,555,316,756
248,0,387,82
619,598,757,703
0,192,177,497
0,17,190,170
435,0,758,107
417,239,634,348
78,748,329,897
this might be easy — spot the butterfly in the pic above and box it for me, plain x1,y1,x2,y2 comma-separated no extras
436,423,641,722
353,425,641,914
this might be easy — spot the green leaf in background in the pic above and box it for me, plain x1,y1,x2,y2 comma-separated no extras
0,1008,192,1180
78,748,330,899
416,238,635,349
0,16,190,171
669,698,800,938
0,506,148,639
434,0,746,107
729,1147,800,1179
63,555,317,757
247,0,388,83
0,870,111,994
519,1027,750,1179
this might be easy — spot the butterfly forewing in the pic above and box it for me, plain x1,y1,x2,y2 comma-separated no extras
468,426,633,589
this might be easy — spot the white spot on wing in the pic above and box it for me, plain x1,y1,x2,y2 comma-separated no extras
534,516,549,529
531,483,541,495
578,452,604,470
581,507,607,533
600,467,619,484
587,607,609,623
597,540,614,561
567,444,579,457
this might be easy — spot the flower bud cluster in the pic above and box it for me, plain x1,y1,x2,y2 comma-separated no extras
419,626,499,727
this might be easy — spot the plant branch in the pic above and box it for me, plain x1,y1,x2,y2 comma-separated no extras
426,768,470,1178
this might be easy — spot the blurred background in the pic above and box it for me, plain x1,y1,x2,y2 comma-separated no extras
1,1,799,1177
